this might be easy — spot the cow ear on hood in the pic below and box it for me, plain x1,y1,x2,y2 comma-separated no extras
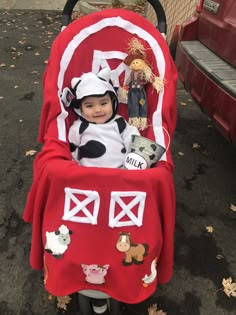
71,77,82,90
60,87,75,108
97,67,111,83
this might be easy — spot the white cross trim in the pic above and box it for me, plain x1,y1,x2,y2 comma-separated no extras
109,191,146,228
63,187,100,224
92,50,131,88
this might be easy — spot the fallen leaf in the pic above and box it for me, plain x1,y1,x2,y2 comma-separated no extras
206,226,214,233
57,296,71,311
222,277,236,298
229,204,236,212
148,304,167,315
192,143,200,149
25,150,37,157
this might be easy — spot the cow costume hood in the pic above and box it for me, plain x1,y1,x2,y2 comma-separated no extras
71,68,118,122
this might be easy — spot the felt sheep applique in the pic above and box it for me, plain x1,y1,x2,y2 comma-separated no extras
45,224,72,259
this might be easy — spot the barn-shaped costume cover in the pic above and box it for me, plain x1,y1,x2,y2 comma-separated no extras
23,9,178,304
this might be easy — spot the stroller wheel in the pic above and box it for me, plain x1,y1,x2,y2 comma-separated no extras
92,298,108,314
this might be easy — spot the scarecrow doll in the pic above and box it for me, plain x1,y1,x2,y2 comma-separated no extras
122,38,165,130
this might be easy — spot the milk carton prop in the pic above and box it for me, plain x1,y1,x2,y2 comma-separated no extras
124,135,166,170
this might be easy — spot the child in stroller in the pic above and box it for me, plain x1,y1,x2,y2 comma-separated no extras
23,3,178,315
68,67,140,168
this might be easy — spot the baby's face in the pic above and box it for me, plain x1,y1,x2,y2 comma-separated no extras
81,94,113,124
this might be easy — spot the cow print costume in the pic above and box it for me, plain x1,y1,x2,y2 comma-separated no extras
68,68,140,168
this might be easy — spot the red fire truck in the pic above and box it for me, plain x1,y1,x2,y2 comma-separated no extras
174,0,236,144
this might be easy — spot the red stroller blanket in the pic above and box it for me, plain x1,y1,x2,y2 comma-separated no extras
23,9,178,304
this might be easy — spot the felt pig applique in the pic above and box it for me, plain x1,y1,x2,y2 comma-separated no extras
81,264,109,284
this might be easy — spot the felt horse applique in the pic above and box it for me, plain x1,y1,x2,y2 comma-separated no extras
116,232,149,265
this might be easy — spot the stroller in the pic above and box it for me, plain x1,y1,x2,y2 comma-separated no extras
23,1,178,314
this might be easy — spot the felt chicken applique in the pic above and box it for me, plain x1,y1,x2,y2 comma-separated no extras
142,257,157,287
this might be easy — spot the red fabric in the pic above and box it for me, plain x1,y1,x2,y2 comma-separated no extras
23,9,177,304
24,137,175,302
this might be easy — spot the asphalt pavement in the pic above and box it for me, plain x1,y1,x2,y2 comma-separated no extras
0,1,236,315
0,0,70,11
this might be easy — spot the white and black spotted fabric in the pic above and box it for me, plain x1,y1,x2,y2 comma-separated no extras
69,115,140,168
